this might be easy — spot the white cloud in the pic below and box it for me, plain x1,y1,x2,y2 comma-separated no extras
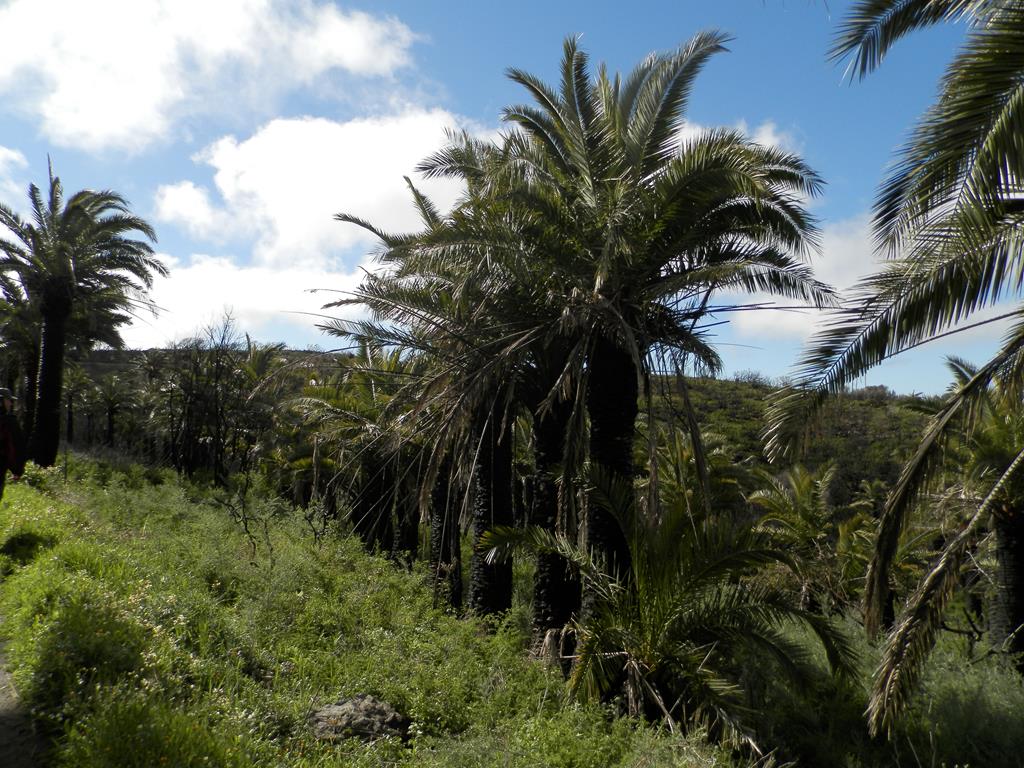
155,110,469,268
0,145,28,203
735,119,800,153
0,0,416,152
676,119,800,158
728,213,879,339
121,253,365,348
152,182,226,240
727,212,1016,348
815,212,881,292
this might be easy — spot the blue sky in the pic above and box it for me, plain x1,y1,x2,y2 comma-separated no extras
0,0,992,393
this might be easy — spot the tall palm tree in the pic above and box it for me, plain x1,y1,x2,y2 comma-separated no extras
93,374,137,448
61,363,91,446
762,0,1024,735
0,167,163,466
332,181,543,617
422,35,834,580
0,274,40,430
335,37,831,624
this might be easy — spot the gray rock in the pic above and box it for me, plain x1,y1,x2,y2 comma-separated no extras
310,694,410,743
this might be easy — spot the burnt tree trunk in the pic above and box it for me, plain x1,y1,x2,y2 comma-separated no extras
21,346,38,437
393,466,420,566
105,405,116,447
65,390,74,445
351,461,395,554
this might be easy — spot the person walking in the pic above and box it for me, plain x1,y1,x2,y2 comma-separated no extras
0,388,26,500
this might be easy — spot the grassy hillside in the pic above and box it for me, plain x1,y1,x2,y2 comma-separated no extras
3,457,1022,767
0,459,733,768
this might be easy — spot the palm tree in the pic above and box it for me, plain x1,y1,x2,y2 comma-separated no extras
296,346,426,559
0,166,163,466
335,37,831,623
763,1,1024,734
652,426,753,521
0,274,40,430
751,463,839,612
483,475,856,747
956,360,1024,655
330,177,520,613
61,363,92,446
865,360,1024,735
421,35,834,581
93,374,137,448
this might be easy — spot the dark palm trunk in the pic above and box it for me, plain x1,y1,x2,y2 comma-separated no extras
585,335,635,580
29,300,71,467
393,468,420,566
105,405,116,447
469,404,514,617
351,462,395,553
994,508,1024,671
532,398,580,639
21,346,37,436
65,390,74,445
429,457,462,609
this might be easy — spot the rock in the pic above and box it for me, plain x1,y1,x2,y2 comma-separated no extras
310,694,410,743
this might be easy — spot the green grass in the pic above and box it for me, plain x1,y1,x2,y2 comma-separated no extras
4,456,1022,767
0,459,735,767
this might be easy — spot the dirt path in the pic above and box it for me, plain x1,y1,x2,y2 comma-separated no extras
0,645,48,767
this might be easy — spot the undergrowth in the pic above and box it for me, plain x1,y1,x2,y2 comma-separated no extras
3,455,1023,766
0,457,736,767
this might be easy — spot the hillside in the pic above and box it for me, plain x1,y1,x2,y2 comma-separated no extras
0,460,732,767
1,458,1021,767
73,347,934,505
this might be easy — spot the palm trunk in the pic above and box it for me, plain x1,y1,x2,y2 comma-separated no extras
393,467,420,566
469,404,514,617
429,456,462,609
532,398,580,639
105,406,116,447
994,508,1024,671
29,302,71,467
585,335,635,580
352,461,395,553
21,345,37,436
65,390,74,445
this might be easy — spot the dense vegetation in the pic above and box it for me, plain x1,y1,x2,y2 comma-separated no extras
1,1,1024,764
2,458,1024,767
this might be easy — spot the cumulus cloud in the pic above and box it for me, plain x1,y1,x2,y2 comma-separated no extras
120,253,366,349
679,118,798,151
152,182,226,240
0,0,416,152
0,145,28,203
727,213,879,339
815,213,882,291
154,110,469,268
727,213,1015,347
735,119,800,153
